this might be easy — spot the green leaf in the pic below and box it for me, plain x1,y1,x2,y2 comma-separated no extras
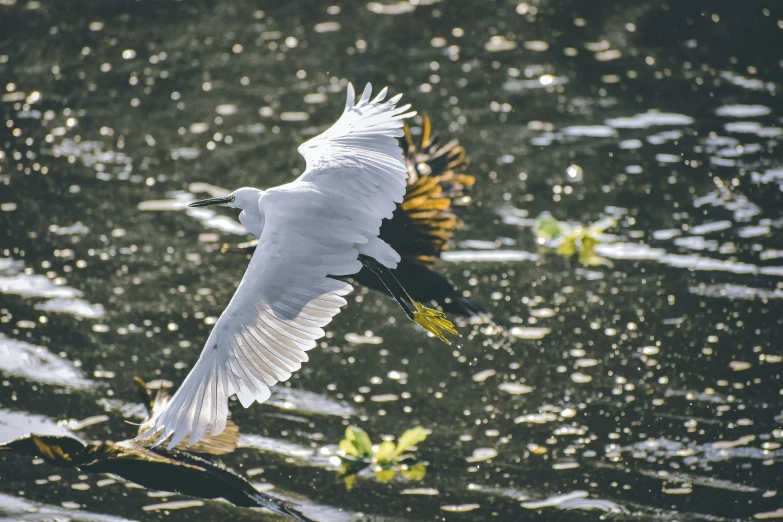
580,234,599,256
534,212,563,239
374,468,397,483
390,427,427,461
401,463,427,481
352,427,373,456
373,441,396,464
556,235,578,257
344,474,357,490
339,439,358,457
343,426,373,458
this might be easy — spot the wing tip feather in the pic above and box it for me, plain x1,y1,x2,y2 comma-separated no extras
372,86,389,103
345,82,356,111
360,83,373,105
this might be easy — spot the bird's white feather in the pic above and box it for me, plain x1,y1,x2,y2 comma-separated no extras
298,82,415,249
138,83,413,448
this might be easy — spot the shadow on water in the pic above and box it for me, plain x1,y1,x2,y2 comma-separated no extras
1,0,782,520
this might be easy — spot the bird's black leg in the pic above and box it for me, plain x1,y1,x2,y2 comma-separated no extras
358,255,415,320
358,255,458,344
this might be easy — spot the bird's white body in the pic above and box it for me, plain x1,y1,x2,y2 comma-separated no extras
140,83,414,449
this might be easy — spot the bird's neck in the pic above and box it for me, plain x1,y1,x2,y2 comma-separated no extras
239,207,264,237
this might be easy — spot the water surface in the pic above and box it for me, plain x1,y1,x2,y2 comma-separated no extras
1,0,782,520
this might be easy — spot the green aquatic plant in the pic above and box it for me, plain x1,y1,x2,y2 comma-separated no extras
534,212,616,266
337,426,428,488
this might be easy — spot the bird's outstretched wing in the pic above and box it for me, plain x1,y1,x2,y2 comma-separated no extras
140,83,413,449
297,82,415,226
140,212,356,449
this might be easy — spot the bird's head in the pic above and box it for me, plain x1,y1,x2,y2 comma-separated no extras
188,187,262,211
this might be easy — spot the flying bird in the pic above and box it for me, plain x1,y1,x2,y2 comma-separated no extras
140,83,458,449
222,115,488,319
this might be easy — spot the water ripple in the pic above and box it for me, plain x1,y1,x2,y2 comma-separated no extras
0,334,93,389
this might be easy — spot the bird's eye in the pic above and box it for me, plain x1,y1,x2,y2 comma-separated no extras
229,195,236,202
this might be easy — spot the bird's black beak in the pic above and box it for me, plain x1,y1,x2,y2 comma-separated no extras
188,196,233,207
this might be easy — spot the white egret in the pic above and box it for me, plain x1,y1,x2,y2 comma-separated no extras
221,115,487,319
140,83,458,449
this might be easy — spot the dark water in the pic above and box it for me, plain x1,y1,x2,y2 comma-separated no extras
1,0,782,520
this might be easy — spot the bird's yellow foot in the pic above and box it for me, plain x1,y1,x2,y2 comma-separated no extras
412,301,458,344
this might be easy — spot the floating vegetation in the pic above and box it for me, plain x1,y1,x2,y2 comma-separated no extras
336,426,428,488
0,378,312,521
533,212,616,266
0,434,313,521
